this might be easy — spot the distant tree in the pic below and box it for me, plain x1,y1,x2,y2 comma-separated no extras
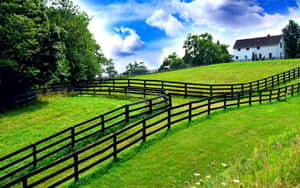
123,61,148,75
297,38,300,58
183,33,231,65
105,59,118,77
282,20,300,58
159,52,184,71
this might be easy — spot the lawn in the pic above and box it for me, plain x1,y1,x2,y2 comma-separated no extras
66,94,300,188
0,94,139,156
132,59,300,83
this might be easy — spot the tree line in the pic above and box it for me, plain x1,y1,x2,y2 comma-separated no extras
0,0,118,109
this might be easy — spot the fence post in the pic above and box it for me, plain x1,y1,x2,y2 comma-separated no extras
224,95,227,109
298,67,300,78
259,91,262,104
74,153,79,181
231,85,234,99
108,87,111,95
149,99,153,114
250,82,252,92
162,81,164,89
265,78,267,89
210,85,213,97
168,94,172,107
249,91,252,106
125,105,129,122
241,83,244,95
277,88,280,101
33,145,37,169
22,178,28,188
113,133,117,160
113,79,115,90
277,74,280,85
291,85,294,96
128,79,130,87
168,108,171,129
101,115,105,131
269,90,272,102
272,76,274,88
143,119,146,142
237,92,240,108
189,103,192,121
257,80,260,90
208,97,211,115
284,73,286,83
144,80,146,98
288,71,291,81
184,83,187,98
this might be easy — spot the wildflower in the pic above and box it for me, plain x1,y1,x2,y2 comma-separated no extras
193,173,201,176
206,175,211,178
195,182,201,185
233,179,240,183
221,182,227,186
221,163,227,167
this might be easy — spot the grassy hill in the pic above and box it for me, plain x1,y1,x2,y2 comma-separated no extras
66,94,300,188
0,94,139,156
132,59,300,83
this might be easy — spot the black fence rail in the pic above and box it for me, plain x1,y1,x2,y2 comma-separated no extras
0,87,170,186
78,66,300,98
2,82,300,188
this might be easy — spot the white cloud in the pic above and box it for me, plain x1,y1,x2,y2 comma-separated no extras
112,26,144,56
146,9,183,36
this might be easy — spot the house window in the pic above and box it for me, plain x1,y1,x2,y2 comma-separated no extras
280,42,282,48
257,46,260,50
236,56,239,60
238,48,241,51
259,54,262,59
280,52,282,59
246,48,249,50
269,53,272,59
245,56,248,60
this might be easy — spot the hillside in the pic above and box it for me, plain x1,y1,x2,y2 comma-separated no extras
67,94,300,188
132,59,300,83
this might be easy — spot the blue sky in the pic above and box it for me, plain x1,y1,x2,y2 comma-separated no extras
73,0,300,72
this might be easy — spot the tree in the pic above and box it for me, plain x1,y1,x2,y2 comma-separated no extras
0,0,61,109
123,61,148,75
47,0,106,82
282,20,300,58
183,33,231,65
105,59,118,77
159,52,184,71
297,38,300,58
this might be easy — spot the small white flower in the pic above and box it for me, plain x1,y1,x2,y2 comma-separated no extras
233,179,240,183
206,175,211,178
221,182,227,186
195,182,201,185
193,173,200,176
191,186,196,188
221,163,227,167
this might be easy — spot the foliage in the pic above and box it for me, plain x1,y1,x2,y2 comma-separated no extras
282,20,300,58
0,0,108,109
104,59,118,77
159,52,184,71
123,61,148,75
183,33,232,65
297,38,300,58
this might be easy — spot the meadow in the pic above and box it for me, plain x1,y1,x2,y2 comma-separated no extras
1,60,300,187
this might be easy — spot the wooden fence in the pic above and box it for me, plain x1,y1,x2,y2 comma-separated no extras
2,82,300,188
78,66,300,98
0,87,170,187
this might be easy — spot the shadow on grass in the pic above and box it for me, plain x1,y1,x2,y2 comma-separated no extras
0,100,49,118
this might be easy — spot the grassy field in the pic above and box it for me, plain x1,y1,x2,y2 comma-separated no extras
132,59,300,83
0,94,139,156
66,94,300,188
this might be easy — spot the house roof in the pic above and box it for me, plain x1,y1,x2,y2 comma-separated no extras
233,35,282,49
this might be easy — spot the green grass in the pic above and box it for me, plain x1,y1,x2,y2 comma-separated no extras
132,59,300,83
66,94,300,188
0,93,139,156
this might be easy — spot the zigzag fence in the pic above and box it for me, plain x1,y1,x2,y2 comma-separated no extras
2,81,300,187
0,87,170,187
77,66,300,98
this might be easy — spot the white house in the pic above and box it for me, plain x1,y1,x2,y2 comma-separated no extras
233,34,285,61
